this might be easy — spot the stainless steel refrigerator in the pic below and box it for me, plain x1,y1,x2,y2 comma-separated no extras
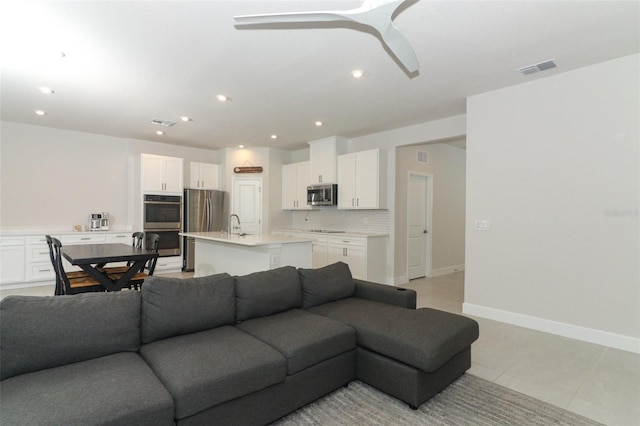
183,188,229,271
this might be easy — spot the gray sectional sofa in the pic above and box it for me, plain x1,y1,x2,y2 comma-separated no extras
0,262,479,426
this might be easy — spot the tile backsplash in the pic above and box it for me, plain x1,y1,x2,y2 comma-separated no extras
291,209,391,234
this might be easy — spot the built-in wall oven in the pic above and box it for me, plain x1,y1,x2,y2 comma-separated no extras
143,194,182,257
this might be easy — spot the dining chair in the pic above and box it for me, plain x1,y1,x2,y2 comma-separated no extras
98,232,145,276
108,233,160,290
45,235,91,295
50,237,105,295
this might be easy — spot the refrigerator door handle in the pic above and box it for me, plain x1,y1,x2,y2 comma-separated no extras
206,197,212,231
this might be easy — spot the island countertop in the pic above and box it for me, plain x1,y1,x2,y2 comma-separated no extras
180,232,312,247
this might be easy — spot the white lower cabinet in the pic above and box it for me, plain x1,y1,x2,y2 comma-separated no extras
272,231,388,283
61,234,107,273
0,236,26,285
154,256,182,272
0,231,165,288
311,237,329,269
26,235,56,282
107,233,130,243
328,238,366,279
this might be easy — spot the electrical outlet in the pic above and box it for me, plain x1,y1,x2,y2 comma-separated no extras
364,216,368,225
474,220,490,231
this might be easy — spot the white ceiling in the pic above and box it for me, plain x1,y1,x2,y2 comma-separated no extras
1,1,638,151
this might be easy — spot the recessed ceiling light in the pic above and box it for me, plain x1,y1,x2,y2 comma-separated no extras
238,144,245,149
217,95,229,102
271,135,278,139
38,87,55,94
351,69,364,78
180,116,192,122
34,110,46,116
315,121,323,127
156,131,165,136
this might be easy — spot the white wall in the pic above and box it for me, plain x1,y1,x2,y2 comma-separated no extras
395,143,466,281
0,121,218,231
464,54,640,352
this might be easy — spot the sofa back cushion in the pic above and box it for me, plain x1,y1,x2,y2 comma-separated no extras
141,273,234,344
0,291,141,380
235,266,302,322
299,262,355,309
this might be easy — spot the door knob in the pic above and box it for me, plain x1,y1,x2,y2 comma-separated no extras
423,230,428,234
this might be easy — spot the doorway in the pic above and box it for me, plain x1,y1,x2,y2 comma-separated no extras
407,173,433,279
232,177,262,235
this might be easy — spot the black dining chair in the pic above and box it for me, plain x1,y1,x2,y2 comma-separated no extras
98,232,145,277
108,233,160,290
45,235,91,295
50,237,104,295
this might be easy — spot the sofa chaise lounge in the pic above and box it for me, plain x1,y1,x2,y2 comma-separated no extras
0,262,479,425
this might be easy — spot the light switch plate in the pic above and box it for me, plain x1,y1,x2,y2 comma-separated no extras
474,220,490,231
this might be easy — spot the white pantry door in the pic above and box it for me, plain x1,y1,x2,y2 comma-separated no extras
232,178,262,235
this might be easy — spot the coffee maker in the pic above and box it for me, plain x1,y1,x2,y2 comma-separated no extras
90,213,102,232
100,212,110,231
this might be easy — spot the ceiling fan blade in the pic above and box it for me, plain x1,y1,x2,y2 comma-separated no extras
379,23,419,73
234,11,349,25
234,0,420,74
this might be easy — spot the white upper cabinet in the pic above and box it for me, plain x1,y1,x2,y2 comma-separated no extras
141,154,184,194
190,162,220,190
282,161,311,210
308,136,347,184
337,149,387,209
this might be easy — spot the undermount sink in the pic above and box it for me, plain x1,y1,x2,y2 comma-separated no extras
308,229,346,233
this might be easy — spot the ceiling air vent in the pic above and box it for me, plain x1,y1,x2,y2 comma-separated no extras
416,150,428,164
517,59,556,76
150,119,176,127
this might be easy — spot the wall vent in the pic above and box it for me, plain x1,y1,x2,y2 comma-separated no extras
416,150,428,164
150,119,176,127
517,59,556,76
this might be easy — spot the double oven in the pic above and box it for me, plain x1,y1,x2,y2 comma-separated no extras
143,194,182,257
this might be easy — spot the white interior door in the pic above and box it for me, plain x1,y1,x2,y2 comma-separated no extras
407,173,431,279
232,178,262,235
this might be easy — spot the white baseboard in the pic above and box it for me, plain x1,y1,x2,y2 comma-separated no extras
393,275,409,286
463,303,640,354
430,264,465,277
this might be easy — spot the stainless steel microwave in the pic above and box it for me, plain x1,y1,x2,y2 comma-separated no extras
307,184,338,206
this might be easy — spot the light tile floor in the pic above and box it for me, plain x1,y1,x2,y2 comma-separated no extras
4,271,639,425
403,271,640,426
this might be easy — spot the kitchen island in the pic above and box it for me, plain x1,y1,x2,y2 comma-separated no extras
179,232,312,277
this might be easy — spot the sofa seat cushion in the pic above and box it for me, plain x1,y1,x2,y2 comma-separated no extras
236,309,356,375
140,325,285,420
0,352,174,426
308,299,479,373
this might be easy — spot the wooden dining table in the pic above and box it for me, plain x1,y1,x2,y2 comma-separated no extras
62,243,159,292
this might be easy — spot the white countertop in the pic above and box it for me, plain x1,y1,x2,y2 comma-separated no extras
180,232,312,247
0,227,131,236
272,228,388,238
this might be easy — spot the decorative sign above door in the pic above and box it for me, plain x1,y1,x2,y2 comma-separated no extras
234,166,263,174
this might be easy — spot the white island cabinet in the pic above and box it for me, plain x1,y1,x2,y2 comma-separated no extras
180,232,312,277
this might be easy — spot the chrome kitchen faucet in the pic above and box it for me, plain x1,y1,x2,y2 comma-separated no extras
228,214,241,235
